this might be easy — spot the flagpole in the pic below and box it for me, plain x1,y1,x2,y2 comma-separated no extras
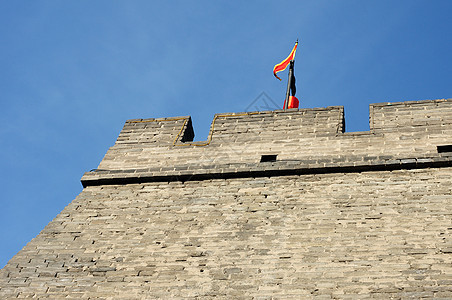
284,60,294,109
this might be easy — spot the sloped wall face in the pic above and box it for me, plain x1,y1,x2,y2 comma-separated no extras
2,168,452,299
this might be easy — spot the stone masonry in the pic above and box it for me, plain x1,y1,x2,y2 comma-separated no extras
1,99,452,299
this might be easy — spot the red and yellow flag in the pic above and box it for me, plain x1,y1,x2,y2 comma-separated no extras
273,41,298,81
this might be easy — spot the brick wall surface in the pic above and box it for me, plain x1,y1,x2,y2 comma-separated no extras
1,99,452,299
2,170,452,299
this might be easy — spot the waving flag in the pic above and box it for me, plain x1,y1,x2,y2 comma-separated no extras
273,41,298,81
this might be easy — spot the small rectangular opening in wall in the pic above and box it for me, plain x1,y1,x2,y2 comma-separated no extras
260,154,277,162
437,145,452,153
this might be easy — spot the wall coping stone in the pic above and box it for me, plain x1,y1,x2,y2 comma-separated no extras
81,154,452,187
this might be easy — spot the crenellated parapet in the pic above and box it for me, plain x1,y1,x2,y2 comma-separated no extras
206,106,344,145
370,99,452,131
116,116,194,145
82,98,452,186
115,106,344,148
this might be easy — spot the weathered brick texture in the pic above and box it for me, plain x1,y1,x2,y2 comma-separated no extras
370,99,452,130
1,98,452,299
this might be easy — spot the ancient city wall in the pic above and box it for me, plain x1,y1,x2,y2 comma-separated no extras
1,99,452,299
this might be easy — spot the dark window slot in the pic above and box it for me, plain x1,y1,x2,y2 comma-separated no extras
437,145,452,153
260,155,277,162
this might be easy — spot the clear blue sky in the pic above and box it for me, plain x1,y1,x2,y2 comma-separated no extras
1,1,451,268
